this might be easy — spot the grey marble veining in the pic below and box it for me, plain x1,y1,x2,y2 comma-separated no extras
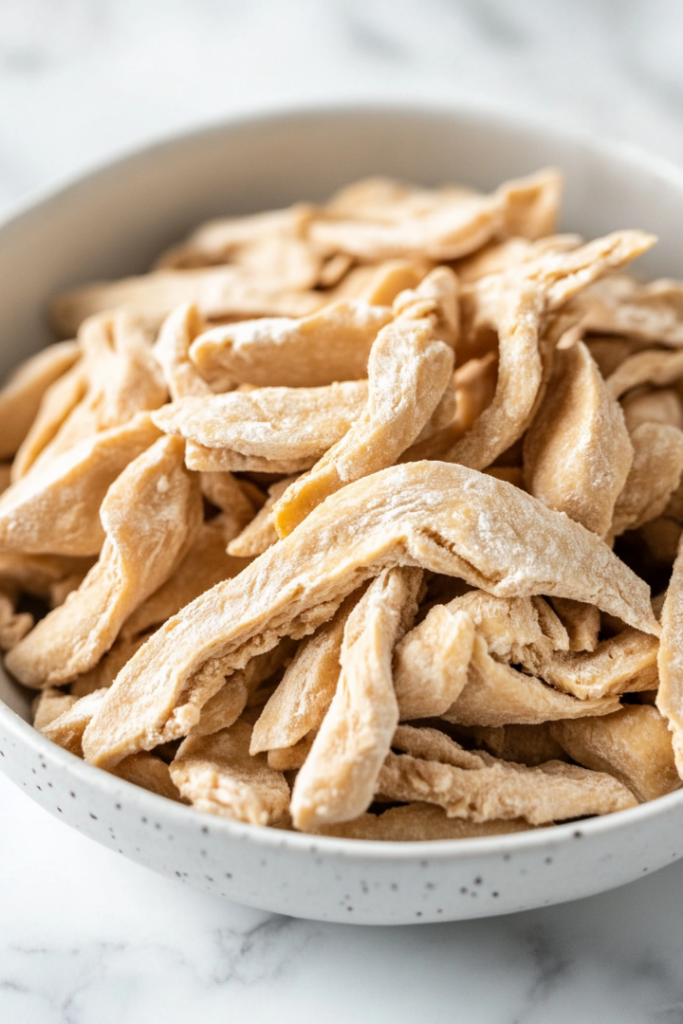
3,1,683,1020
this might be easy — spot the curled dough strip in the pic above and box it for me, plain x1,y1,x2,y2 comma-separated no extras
250,591,360,755
442,231,654,471
81,462,658,769
551,706,680,803
393,606,475,720
6,435,202,688
291,567,420,830
11,362,88,481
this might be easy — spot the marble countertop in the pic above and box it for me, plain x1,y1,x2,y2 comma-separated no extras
3,1,683,1020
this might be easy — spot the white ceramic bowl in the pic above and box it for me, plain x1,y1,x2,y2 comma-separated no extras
3,104,683,926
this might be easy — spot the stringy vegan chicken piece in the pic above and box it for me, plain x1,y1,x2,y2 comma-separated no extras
2,168,682,841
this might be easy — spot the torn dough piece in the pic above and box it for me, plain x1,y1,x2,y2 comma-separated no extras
0,592,32,650
6,435,202,687
32,687,77,731
606,348,683,400
267,733,315,771
50,266,327,338
152,303,213,400
379,725,636,824
609,422,683,539
188,642,295,740
393,606,475,720
622,388,683,433
549,597,600,653
121,513,250,642
189,300,393,390
523,341,633,536
41,690,109,756
656,541,683,779
34,313,166,465
291,567,421,830
226,476,296,558
184,440,309,476
110,752,185,802
69,632,150,698
0,413,162,556
447,591,569,670
0,551,96,601
442,634,621,727
170,718,290,825
81,461,658,770
155,203,320,287
539,628,660,699
569,275,683,347
0,340,80,460
310,169,560,263
250,591,361,755
152,380,368,466
11,361,88,481
313,802,536,841
551,706,680,803
199,471,257,538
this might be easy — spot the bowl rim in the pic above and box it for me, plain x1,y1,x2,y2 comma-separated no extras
2,98,683,861
4,694,683,860
3,98,683,237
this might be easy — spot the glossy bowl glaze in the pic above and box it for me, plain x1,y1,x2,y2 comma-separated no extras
3,104,683,925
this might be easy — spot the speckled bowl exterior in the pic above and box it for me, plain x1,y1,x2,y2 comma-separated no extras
3,105,683,926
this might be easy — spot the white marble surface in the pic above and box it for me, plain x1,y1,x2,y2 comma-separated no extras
4,1,683,1020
